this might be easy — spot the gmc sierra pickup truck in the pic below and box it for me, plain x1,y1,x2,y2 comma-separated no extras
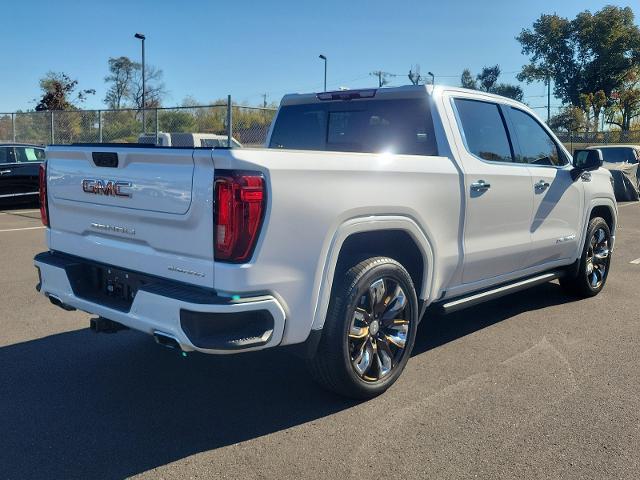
35,85,617,399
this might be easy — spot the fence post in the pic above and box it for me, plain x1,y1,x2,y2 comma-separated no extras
155,108,159,145
50,111,54,144
11,113,15,142
98,110,103,143
227,95,233,147
569,129,573,155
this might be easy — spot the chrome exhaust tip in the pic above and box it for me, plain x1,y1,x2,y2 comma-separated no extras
153,331,183,351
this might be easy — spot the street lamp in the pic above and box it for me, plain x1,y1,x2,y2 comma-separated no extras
134,33,146,132
427,71,435,86
319,54,327,92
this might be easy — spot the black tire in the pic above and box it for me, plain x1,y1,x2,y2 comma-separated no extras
307,256,418,399
560,217,612,297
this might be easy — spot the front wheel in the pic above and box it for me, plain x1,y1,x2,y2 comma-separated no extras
560,217,612,297
307,257,418,399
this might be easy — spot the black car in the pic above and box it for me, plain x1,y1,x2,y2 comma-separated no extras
0,144,46,204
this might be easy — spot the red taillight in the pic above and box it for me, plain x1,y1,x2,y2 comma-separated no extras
214,171,265,262
39,162,49,227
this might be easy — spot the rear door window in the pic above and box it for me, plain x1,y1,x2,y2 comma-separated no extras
453,98,513,163
15,147,45,162
269,98,437,156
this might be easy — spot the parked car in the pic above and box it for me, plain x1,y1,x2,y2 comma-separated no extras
587,145,640,201
0,143,45,205
35,85,617,399
138,132,242,148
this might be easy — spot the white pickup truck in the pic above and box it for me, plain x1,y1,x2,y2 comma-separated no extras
35,85,617,398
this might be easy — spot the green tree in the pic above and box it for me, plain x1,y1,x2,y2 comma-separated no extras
104,57,136,109
517,5,640,126
35,72,95,111
477,65,501,92
460,69,477,89
606,66,640,131
461,65,523,101
491,84,524,102
548,105,587,132
159,110,197,132
579,90,607,131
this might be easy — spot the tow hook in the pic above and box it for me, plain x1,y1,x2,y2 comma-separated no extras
89,317,129,334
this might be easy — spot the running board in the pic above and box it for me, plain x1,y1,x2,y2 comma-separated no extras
438,271,562,315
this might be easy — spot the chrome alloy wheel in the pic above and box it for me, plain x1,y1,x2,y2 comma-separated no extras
348,277,411,382
585,227,610,289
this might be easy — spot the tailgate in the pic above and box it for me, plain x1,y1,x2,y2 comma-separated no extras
45,146,216,287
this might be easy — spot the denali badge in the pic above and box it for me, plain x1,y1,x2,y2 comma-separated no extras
168,266,206,278
82,179,132,197
556,234,576,244
90,222,136,236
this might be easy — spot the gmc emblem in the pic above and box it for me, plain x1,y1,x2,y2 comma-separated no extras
82,179,132,197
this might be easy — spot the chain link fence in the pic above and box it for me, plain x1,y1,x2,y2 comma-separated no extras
0,100,277,148
556,130,640,153
2,102,639,151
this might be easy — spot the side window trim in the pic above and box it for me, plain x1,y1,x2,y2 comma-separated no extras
450,96,520,167
504,106,569,168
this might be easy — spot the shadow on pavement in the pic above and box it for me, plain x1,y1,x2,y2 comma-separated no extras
0,201,39,212
0,282,576,479
414,281,577,355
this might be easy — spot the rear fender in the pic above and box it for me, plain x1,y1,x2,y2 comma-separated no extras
311,215,435,331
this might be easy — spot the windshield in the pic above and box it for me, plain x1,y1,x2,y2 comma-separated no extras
269,98,437,156
599,147,639,164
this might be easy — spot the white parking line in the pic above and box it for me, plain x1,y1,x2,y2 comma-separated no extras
630,258,640,265
618,202,640,208
0,226,45,233
0,209,40,215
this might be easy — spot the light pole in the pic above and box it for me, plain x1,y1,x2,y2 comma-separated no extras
427,71,435,86
319,54,327,91
134,33,146,132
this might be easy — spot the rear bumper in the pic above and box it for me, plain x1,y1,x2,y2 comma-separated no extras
34,251,286,354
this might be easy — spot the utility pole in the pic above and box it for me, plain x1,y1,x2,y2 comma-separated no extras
546,73,551,123
261,93,268,108
319,54,327,91
370,70,392,87
408,65,422,86
135,33,146,132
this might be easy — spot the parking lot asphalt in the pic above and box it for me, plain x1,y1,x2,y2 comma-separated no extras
0,202,639,480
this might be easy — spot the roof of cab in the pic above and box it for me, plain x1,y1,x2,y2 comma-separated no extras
586,144,640,149
0,143,45,148
281,84,432,106
280,83,532,111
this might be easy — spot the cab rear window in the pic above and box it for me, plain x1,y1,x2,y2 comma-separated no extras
269,98,437,156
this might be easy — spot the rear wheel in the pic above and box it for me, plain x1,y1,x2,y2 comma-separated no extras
307,257,418,399
560,217,611,297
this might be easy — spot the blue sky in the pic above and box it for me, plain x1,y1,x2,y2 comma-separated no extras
1,0,637,113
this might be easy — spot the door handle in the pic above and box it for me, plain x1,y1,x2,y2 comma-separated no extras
0,169,12,175
470,180,491,192
534,180,550,190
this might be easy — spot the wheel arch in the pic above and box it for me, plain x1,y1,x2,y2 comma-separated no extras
311,216,435,331
576,198,617,258
589,204,616,232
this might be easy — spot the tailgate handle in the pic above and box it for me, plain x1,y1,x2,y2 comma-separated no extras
92,152,119,168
